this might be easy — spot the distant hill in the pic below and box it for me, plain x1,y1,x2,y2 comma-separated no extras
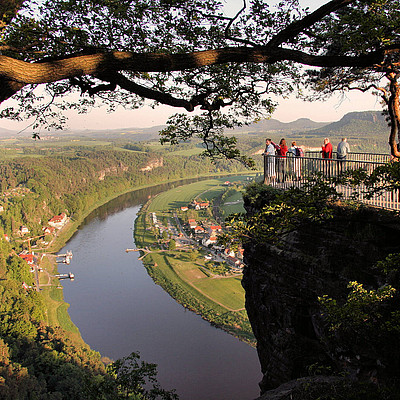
301,111,388,138
0,127,30,138
0,111,388,142
69,125,165,141
230,117,329,135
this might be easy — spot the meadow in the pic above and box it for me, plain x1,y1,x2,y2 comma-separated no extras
221,191,246,216
135,176,256,344
147,175,254,213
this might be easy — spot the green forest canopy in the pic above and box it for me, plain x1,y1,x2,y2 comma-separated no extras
0,0,399,162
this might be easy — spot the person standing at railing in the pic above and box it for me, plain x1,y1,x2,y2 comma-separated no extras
321,138,333,159
272,138,288,182
321,137,333,178
288,141,301,180
337,138,350,174
337,138,350,160
264,138,276,183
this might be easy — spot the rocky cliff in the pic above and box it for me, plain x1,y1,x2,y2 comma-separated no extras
241,186,400,397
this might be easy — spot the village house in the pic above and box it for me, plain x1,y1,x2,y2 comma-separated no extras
180,206,188,212
48,212,68,229
226,255,242,268
209,225,222,235
191,200,210,210
194,226,205,234
18,252,37,266
19,225,30,235
224,248,236,258
202,236,218,246
43,226,56,235
0,205,4,212
188,219,197,229
199,201,210,209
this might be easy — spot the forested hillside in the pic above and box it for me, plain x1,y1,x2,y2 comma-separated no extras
0,149,246,240
0,148,246,399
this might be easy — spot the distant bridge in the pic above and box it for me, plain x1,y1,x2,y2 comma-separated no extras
263,151,400,211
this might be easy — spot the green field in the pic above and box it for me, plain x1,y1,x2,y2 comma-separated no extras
157,252,245,311
135,178,255,344
147,176,254,213
193,277,245,310
145,252,229,313
170,147,204,156
221,191,246,216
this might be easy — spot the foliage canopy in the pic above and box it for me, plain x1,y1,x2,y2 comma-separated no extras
0,0,400,162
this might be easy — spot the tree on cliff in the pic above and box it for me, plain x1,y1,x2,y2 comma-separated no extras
305,0,400,157
0,0,399,162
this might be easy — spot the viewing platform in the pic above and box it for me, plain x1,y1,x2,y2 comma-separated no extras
263,151,400,211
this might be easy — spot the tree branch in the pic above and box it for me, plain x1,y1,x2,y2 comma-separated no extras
98,72,197,111
0,44,389,100
266,0,354,49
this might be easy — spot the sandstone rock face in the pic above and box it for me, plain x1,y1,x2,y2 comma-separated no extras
242,204,400,394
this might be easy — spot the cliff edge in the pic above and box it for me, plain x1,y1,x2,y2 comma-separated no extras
241,184,400,398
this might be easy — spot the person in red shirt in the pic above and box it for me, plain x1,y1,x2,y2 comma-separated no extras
272,138,288,157
272,138,289,182
321,137,333,178
321,138,333,158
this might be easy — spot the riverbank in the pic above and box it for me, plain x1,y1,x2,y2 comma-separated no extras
42,172,259,337
133,178,256,346
48,171,257,254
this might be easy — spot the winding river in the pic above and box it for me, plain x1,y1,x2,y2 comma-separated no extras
59,181,262,400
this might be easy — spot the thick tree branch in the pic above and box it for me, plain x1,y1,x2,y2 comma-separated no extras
0,44,390,103
266,0,354,49
98,72,197,111
0,77,25,103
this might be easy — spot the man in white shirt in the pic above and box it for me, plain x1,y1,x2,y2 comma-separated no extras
337,138,350,173
264,138,276,183
337,138,350,159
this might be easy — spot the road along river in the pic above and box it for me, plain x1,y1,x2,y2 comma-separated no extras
59,181,262,400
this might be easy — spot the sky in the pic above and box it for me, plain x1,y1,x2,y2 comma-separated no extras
0,0,383,132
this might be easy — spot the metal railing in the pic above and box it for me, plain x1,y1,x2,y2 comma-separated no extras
263,153,400,211
305,151,391,164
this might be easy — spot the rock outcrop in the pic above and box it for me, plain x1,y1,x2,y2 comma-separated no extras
242,196,400,395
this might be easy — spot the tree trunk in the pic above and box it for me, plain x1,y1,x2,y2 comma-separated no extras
387,72,400,158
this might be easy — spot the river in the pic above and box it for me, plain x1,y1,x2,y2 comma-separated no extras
59,181,262,400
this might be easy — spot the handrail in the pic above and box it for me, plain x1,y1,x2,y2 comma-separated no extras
263,153,400,211
305,151,391,163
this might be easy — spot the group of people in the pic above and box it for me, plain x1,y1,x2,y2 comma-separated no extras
321,137,351,160
264,137,351,182
264,138,303,182
264,138,303,158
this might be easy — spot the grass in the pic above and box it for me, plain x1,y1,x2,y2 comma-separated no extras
169,147,204,156
164,255,245,310
193,277,245,310
221,190,246,216
56,302,80,334
146,252,228,313
134,177,255,343
147,175,254,213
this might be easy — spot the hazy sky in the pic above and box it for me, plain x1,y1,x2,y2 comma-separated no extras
0,0,382,131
